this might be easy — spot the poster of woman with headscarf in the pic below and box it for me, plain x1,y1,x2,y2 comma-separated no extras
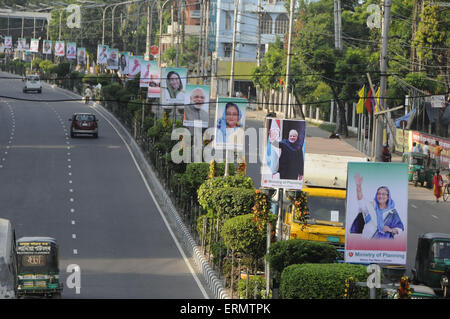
261,118,306,190
161,67,187,107
214,97,247,150
345,162,408,265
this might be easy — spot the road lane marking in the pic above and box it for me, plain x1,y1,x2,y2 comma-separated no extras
432,215,439,220
72,234,77,239
73,249,78,255
411,204,417,209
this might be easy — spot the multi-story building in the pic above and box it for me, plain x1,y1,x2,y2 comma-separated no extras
160,0,289,98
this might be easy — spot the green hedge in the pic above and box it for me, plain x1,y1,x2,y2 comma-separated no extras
210,187,256,222
221,214,266,272
238,275,271,299
280,263,369,299
198,175,254,218
267,239,338,286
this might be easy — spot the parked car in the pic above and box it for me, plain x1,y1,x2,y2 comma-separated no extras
23,74,42,93
69,113,98,138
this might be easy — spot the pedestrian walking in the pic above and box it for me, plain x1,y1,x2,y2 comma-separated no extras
433,170,443,203
434,141,443,169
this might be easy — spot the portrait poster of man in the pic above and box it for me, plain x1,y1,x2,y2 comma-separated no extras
4,36,12,49
183,84,210,128
139,60,151,88
161,67,187,107
77,47,86,65
54,41,65,57
17,38,26,51
119,52,129,75
66,42,77,59
106,48,119,70
128,55,142,80
261,118,306,190
345,162,408,265
147,61,160,99
42,40,52,54
97,44,108,65
214,97,247,150
30,39,39,53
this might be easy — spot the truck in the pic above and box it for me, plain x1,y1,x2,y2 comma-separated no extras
281,137,369,257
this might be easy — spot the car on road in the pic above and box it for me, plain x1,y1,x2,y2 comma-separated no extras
23,75,42,93
69,113,98,138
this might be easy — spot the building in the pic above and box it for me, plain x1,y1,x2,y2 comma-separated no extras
160,0,289,98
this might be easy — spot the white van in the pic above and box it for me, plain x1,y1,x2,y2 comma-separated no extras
23,75,42,93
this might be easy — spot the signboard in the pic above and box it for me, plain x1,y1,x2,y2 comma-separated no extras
431,95,446,108
214,97,247,150
42,40,52,54
345,162,408,265
30,39,39,53
54,41,65,56
17,38,26,51
66,42,77,59
77,47,86,65
261,118,306,190
150,45,159,56
183,84,210,128
128,55,143,79
161,67,188,107
140,60,152,87
119,51,130,75
4,36,12,49
106,48,119,70
97,44,108,65
147,61,161,99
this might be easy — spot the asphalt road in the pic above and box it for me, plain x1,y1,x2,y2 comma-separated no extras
0,72,211,299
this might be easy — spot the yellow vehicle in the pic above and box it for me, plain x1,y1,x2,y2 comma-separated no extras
281,137,368,257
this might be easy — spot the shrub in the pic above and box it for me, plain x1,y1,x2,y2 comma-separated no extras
197,175,253,217
210,187,256,222
238,276,271,299
267,239,338,286
280,263,369,299
221,214,266,272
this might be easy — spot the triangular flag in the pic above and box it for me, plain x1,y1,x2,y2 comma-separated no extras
375,87,380,113
356,85,365,114
365,87,373,114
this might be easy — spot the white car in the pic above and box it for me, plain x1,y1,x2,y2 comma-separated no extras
23,75,42,93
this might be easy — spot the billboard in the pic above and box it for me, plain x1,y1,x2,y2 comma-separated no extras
161,67,187,107
260,118,306,190
345,162,408,265
97,44,108,65
66,42,77,59
183,84,210,128
214,97,247,150
106,48,119,70
30,39,39,53
42,40,52,54
147,61,161,99
54,41,65,56
77,47,86,65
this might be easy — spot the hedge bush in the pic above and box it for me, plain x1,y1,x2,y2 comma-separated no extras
210,187,256,222
267,239,338,286
280,263,369,299
197,175,254,217
221,214,266,272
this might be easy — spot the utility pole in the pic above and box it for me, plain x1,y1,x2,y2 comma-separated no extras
203,0,210,83
197,0,204,84
283,0,295,118
228,0,239,98
334,0,342,50
146,0,151,60
175,0,181,66
376,0,392,162
256,0,261,67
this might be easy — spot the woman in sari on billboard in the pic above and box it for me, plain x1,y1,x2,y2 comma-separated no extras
351,173,404,239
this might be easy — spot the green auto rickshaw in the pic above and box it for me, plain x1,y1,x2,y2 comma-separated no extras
16,237,63,298
402,152,435,188
412,233,450,298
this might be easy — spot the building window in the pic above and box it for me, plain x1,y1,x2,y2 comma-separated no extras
224,43,232,57
225,12,232,30
275,14,289,34
261,13,273,34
